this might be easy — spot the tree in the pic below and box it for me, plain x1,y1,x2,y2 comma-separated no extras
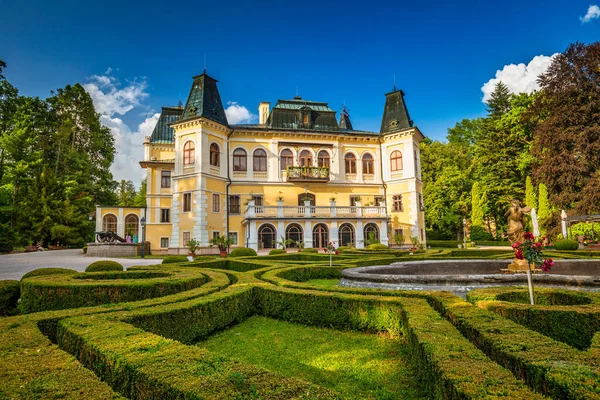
471,182,486,227
532,42,600,213
537,183,552,235
133,178,147,207
486,82,511,118
525,176,537,210
116,180,136,206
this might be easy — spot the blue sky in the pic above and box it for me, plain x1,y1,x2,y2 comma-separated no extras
1,0,599,183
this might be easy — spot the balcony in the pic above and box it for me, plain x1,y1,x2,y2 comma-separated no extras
286,166,330,182
245,204,387,220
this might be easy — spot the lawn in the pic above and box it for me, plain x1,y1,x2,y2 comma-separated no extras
304,278,340,287
199,316,426,400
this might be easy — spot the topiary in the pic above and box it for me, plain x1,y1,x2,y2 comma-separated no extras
469,226,494,241
229,247,258,257
269,249,287,255
83,246,87,254
301,248,319,253
85,260,124,272
0,280,20,315
366,243,389,250
21,268,77,280
554,239,579,251
162,256,190,264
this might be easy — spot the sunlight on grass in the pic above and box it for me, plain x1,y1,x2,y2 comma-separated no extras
304,278,340,287
199,316,426,399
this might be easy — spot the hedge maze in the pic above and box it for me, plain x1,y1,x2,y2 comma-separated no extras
1,251,599,399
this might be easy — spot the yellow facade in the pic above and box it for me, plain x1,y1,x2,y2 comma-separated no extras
96,73,426,254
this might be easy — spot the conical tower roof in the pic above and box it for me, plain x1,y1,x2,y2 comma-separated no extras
181,72,228,126
339,105,353,130
380,88,413,133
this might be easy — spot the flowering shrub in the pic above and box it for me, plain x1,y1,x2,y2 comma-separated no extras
512,232,554,272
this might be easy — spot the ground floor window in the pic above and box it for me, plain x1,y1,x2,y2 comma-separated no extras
364,223,379,244
394,228,405,244
258,224,276,249
102,214,117,232
125,214,139,237
213,231,220,240
183,231,190,246
339,223,355,247
228,232,238,245
160,237,169,248
313,223,329,249
285,223,303,247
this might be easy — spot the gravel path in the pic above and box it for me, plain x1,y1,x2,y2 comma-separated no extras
0,249,162,280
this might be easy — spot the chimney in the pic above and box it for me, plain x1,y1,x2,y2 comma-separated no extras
259,102,270,125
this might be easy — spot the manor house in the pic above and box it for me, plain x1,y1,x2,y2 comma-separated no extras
96,71,426,254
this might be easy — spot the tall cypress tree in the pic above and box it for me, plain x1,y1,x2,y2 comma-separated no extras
537,183,552,236
525,176,537,210
471,182,485,227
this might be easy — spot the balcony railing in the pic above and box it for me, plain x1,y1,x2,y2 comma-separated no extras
245,204,387,219
286,166,330,182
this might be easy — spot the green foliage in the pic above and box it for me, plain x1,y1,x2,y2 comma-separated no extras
525,176,537,209
469,225,494,241
162,255,190,264
115,179,136,206
301,248,318,253
554,239,579,251
133,178,147,207
210,235,233,252
569,222,599,241
470,182,486,227
269,248,287,255
0,280,19,315
185,238,201,254
366,243,389,250
537,183,551,235
229,247,257,257
21,267,77,280
85,260,124,272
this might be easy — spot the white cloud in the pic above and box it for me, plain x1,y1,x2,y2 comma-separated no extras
481,54,559,102
225,101,257,124
580,5,600,23
83,69,155,185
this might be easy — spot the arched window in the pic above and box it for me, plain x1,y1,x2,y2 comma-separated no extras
339,223,355,247
345,153,356,174
125,214,139,237
312,224,329,249
102,214,117,233
285,223,303,247
362,153,374,175
364,223,380,244
299,150,312,167
280,149,294,170
210,143,220,167
318,150,330,168
183,141,195,165
253,149,267,172
298,193,315,206
258,224,276,249
390,150,403,171
233,148,247,171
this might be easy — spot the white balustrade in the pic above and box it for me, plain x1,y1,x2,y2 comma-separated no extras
244,204,387,219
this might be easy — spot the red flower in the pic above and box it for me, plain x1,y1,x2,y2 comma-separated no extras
335,251,340,255
524,232,534,240
541,258,554,272
515,249,524,260
511,242,521,249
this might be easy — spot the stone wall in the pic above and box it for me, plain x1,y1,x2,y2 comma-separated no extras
86,243,150,257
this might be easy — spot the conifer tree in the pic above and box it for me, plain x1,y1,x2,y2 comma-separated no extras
537,183,552,235
471,182,485,227
525,176,537,210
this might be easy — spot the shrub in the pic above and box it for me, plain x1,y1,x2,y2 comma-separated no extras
469,226,494,241
269,249,287,255
82,246,87,254
301,248,318,253
366,243,389,250
337,246,351,253
229,247,257,258
21,268,77,280
0,280,19,315
554,239,579,251
162,255,190,264
85,260,124,272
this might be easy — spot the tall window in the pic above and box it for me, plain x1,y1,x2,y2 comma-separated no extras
344,153,356,174
258,224,276,249
229,195,241,214
349,195,360,207
285,223,303,247
299,150,312,167
183,141,195,165
125,214,139,237
228,232,238,245
183,231,190,246
161,170,171,188
339,223,355,247
392,195,403,212
418,194,425,211
102,214,117,232
212,193,220,213
210,143,220,167
364,223,380,243
160,237,169,248
280,149,293,170
253,149,267,171
161,208,171,223
233,149,247,171
374,196,384,206
390,150,403,171
317,150,330,168
362,153,374,175
183,192,192,212
252,195,263,206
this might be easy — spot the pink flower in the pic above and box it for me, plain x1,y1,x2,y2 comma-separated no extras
511,242,521,249
515,249,524,260
541,258,554,272
524,232,534,240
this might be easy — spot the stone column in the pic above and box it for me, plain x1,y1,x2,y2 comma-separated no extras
330,221,339,246
248,221,258,251
356,220,364,249
380,220,389,246
330,200,336,217
304,200,311,218
304,220,313,248
277,221,285,248
277,200,284,218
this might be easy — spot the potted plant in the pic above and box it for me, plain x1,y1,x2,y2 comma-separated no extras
186,238,201,256
277,236,294,252
210,235,233,257
295,240,305,252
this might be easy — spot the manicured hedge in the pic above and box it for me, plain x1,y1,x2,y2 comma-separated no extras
85,260,123,272
300,248,318,253
162,255,190,264
21,267,77,280
554,239,579,251
229,247,257,257
0,280,20,316
269,248,287,255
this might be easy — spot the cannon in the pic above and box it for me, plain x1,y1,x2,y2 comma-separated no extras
95,231,126,243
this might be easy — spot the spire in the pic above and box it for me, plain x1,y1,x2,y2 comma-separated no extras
180,72,228,126
339,105,353,130
380,88,413,134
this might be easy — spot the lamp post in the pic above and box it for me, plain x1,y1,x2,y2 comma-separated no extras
463,218,467,249
140,217,146,259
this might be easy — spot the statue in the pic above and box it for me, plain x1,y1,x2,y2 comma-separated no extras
504,199,531,244
505,199,531,271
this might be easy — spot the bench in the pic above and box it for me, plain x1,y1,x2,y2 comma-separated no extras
586,244,600,251
24,246,39,252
